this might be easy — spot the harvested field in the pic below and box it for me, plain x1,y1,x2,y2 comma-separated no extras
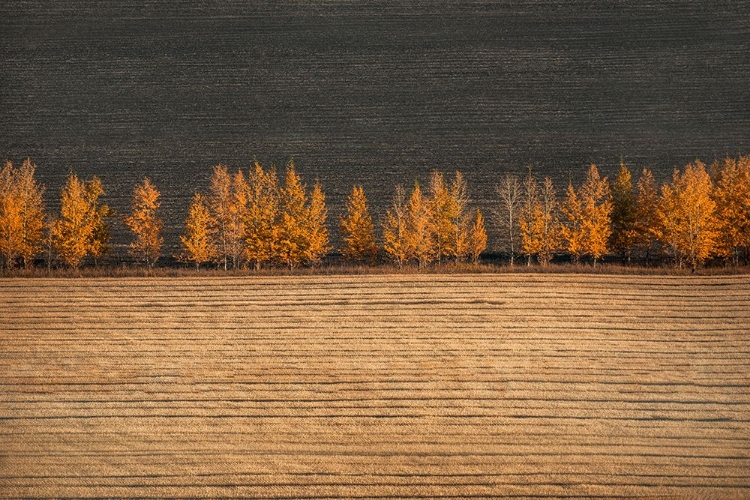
1,274,749,498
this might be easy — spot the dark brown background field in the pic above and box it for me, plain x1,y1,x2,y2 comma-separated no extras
2,1,749,251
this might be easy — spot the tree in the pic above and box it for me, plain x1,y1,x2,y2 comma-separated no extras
429,171,453,263
179,193,217,270
0,159,45,269
467,209,487,264
124,177,163,268
209,164,232,270
519,170,540,266
448,171,471,262
537,177,561,266
84,176,114,267
382,185,409,268
304,181,331,266
579,164,612,266
562,164,611,266
340,185,378,263
0,162,19,268
711,156,750,265
519,173,561,266
244,161,279,271
560,181,585,263
658,161,718,271
405,182,435,269
495,173,522,266
632,168,661,263
51,173,95,269
209,164,249,270
227,169,249,269
276,161,308,269
609,161,636,262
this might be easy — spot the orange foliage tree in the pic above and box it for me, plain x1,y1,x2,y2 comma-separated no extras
448,172,471,262
208,164,251,270
382,185,409,268
609,162,636,262
562,164,611,266
0,159,46,268
658,161,718,270
276,162,308,269
208,164,233,270
519,171,540,266
519,174,562,266
429,171,453,263
179,193,217,270
51,173,111,269
560,181,585,263
404,182,435,269
711,156,750,265
85,176,114,267
340,185,378,263
304,181,331,266
124,177,163,268
632,168,661,262
467,209,487,264
227,169,249,269
244,161,279,270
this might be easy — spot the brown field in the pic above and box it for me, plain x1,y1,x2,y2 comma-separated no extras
1,274,749,498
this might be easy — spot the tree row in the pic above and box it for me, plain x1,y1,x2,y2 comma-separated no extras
496,156,750,270
1,155,749,271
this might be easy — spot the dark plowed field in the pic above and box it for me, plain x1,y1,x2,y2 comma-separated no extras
3,2,749,251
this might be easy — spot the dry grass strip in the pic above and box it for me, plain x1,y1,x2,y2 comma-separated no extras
1,274,749,498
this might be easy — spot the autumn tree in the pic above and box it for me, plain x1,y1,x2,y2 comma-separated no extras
560,181,585,263
609,161,636,262
518,170,540,266
124,177,163,268
382,185,409,268
208,164,248,270
52,173,90,269
448,172,471,262
276,162,308,269
304,181,331,266
208,164,232,270
179,193,217,270
85,176,114,267
340,185,378,263
405,182,435,269
467,209,487,264
0,162,16,268
51,173,111,269
244,161,279,270
0,159,45,268
562,164,611,266
632,168,661,263
711,156,750,265
495,173,522,266
227,170,249,269
429,171,453,263
519,173,561,266
536,177,561,266
658,161,718,271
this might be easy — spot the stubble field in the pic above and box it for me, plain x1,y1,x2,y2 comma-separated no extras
1,274,749,498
